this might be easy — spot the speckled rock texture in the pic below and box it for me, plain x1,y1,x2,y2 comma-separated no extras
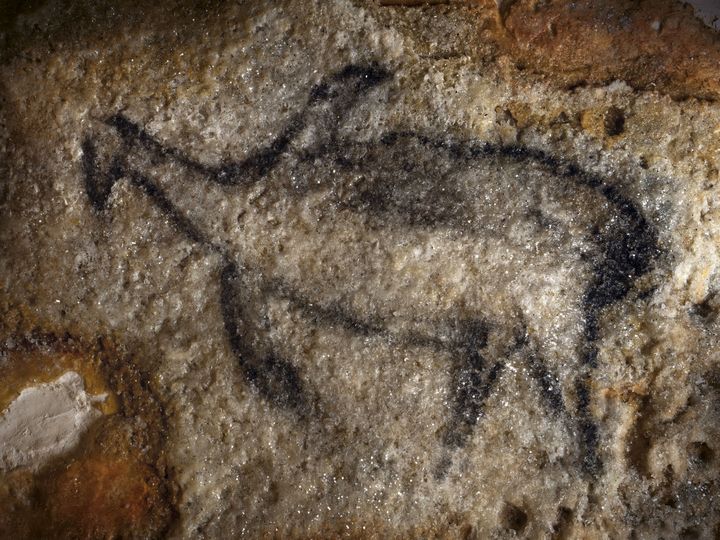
1,1,720,538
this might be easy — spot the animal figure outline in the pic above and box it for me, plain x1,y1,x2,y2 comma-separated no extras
81,64,658,476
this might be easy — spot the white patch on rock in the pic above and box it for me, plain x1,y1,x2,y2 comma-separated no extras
0,371,106,471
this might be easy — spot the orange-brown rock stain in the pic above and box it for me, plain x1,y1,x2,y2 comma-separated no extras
45,457,169,538
0,334,175,539
488,0,720,100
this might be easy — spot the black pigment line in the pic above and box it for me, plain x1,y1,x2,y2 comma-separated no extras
128,173,218,249
81,137,124,213
276,282,511,447
83,64,394,423
526,353,565,415
220,260,312,415
582,184,657,365
82,133,316,415
106,114,218,180
442,319,496,447
106,109,300,185
81,63,661,478
310,63,391,103
575,374,601,474
373,130,659,472
278,288,388,338
444,357,505,449
278,283,485,355
106,63,392,188
127,175,315,414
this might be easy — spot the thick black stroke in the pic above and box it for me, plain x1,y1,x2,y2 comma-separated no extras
81,63,659,476
360,132,658,473
220,261,313,415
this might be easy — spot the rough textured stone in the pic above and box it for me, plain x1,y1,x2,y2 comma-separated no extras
1,0,719,538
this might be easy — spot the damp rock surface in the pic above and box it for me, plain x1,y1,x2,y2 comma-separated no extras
1,1,720,538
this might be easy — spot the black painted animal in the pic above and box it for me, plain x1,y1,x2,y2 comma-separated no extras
81,64,658,475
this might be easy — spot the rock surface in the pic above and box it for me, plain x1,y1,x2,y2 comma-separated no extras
1,0,720,538
0,371,105,471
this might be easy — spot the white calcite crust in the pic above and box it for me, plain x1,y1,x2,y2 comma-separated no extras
0,372,104,471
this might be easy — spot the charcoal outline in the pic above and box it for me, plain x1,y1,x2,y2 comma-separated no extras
80,63,659,476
